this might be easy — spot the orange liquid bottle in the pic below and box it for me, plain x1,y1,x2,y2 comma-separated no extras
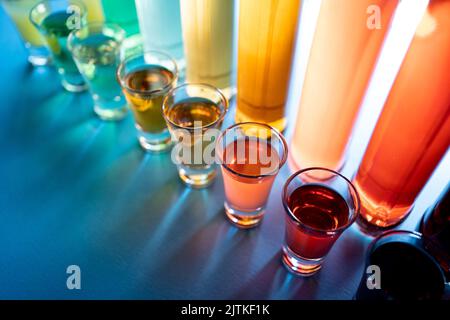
236,0,301,132
290,0,398,172
355,0,450,228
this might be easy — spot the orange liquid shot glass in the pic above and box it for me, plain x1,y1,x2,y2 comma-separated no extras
355,0,450,228
290,0,398,174
216,122,288,228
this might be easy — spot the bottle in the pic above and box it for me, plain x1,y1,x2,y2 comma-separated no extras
290,0,398,173
354,0,450,228
420,183,450,281
180,0,235,98
235,0,301,132
135,0,184,68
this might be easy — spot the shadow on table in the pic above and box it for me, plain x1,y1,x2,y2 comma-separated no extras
230,252,319,299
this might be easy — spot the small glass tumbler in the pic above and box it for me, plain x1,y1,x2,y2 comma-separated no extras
2,0,51,66
68,23,128,121
216,122,288,228
30,0,88,92
163,84,228,188
117,50,178,152
282,168,360,276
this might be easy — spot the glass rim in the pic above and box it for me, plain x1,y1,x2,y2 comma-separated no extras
282,167,360,234
216,122,288,179
116,50,179,96
162,83,229,131
67,22,126,53
30,0,87,28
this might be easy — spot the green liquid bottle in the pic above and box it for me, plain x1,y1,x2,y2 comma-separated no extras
100,0,139,36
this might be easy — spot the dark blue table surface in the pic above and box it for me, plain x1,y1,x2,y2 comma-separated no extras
0,7,449,299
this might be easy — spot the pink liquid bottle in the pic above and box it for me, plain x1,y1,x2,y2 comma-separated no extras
355,0,450,228
290,0,398,174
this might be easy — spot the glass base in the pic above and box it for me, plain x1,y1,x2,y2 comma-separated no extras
235,110,287,133
287,152,346,179
282,245,323,276
355,184,413,231
356,209,410,237
94,105,128,121
224,201,265,229
62,79,88,93
178,167,216,189
26,45,52,67
28,54,51,67
137,131,173,153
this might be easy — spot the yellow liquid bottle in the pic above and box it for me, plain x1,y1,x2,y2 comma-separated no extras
82,0,105,23
180,0,235,96
236,0,301,132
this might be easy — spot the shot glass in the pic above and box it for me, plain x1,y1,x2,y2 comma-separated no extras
163,84,228,188
117,50,178,152
282,168,360,276
68,23,128,121
2,0,51,66
216,122,288,228
30,0,87,92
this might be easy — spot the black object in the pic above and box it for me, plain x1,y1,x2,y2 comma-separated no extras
419,183,450,281
355,230,447,300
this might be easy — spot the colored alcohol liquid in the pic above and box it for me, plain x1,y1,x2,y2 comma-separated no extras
285,184,349,259
166,98,221,128
82,0,104,23
2,0,45,46
101,0,138,35
40,11,84,86
290,0,398,172
70,32,126,116
236,0,300,132
135,0,184,63
123,65,175,132
166,97,222,174
180,0,234,91
354,0,450,228
221,138,280,212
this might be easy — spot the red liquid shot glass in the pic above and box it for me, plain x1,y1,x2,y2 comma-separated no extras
216,122,288,228
282,168,360,276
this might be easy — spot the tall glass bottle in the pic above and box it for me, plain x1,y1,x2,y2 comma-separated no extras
2,0,50,65
101,0,138,36
235,0,301,132
135,0,184,68
355,0,450,228
420,183,450,281
180,0,235,97
290,0,398,172
82,0,104,23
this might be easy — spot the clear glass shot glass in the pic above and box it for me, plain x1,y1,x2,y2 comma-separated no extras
163,83,228,188
216,122,288,228
117,50,178,152
68,23,128,121
2,0,51,66
30,0,88,92
282,167,360,276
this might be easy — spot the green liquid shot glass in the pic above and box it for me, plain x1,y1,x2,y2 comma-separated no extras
30,0,88,92
2,0,52,66
68,23,128,121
